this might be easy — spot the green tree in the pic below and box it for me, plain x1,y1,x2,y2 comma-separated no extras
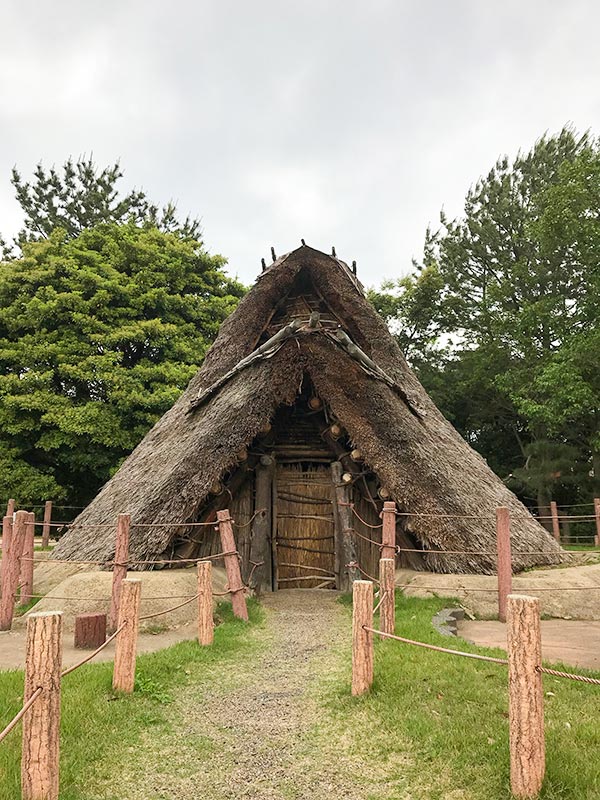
0,224,244,506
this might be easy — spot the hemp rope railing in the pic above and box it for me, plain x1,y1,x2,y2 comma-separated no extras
231,509,267,529
0,687,44,744
139,594,199,621
373,589,389,615
61,622,127,677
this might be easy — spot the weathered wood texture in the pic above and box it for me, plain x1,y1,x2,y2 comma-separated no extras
41,501,52,548
594,497,600,547
5,498,15,518
249,458,273,592
74,613,107,649
22,611,62,800
109,513,130,633
197,561,214,645
381,501,396,560
0,511,28,630
378,558,395,635
331,461,359,591
352,580,373,696
496,507,512,623
0,514,12,584
19,512,35,605
507,594,545,798
550,501,560,543
216,509,248,620
112,578,141,693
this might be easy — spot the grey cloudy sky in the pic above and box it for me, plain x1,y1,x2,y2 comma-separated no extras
1,0,598,288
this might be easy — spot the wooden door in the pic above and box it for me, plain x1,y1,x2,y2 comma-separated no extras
274,464,336,589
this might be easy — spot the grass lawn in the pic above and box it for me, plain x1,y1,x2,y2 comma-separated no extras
0,601,263,800
326,593,600,799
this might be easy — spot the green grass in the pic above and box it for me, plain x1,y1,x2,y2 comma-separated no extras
328,593,600,799
563,544,599,552
0,600,263,800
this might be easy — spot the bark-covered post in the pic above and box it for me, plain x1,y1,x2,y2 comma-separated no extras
331,461,359,590
41,501,52,548
0,511,28,630
594,497,600,547
549,501,560,543
5,498,15,518
495,507,512,623
216,509,248,621
19,511,36,606
378,558,395,635
197,560,214,645
109,513,130,633
381,501,396,560
352,580,374,696
74,613,107,649
507,594,545,798
249,455,273,593
21,611,62,800
112,578,141,693
0,513,12,584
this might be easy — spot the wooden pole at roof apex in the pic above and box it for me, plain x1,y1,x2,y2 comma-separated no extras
352,260,357,275
261,258,266,271
271,246,276,261
331,246,336,257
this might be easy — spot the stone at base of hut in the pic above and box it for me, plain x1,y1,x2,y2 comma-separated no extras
74,612,107,649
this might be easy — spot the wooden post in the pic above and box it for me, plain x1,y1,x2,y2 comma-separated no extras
74,613,107,649
381,501,396,560
352,579,374,696
331,461,359,590
378,558,395,635
496,507,512,623
549,501,560,543
19,511,35,606
109,513,130,633
507,594,545,798
21,611,62,800
41,501,52,548
216,509,249,621
249,456,273,593
197,561,214,645
112,578,141,693
6,498,15,518
0,511,28,630
594,498,600,547
0,513,12,584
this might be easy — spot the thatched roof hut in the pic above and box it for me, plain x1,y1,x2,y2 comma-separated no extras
54,244,561,587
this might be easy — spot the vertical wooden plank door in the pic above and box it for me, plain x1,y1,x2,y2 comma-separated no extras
275,464,336,589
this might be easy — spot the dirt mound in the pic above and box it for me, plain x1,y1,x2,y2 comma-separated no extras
397,563,600,620
18,565,229,631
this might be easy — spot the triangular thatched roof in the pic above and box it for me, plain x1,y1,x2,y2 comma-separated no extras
54,244,561,572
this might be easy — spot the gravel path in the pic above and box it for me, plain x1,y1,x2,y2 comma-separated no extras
91,590,395,800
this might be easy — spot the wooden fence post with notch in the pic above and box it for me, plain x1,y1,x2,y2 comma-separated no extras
0,511,29,630
216,509,249,621
21,611,62,800
507,594,545,798
594,498,600,547
378,558,395,635
5,498,15,518
495,507,512,623
0,514,12,585
42,501,53,548
19,511,36,606
549,501,560,543
352,579,374,696
109,513,130,633
197,560,214,645
381,501,396,560
112,578,141,693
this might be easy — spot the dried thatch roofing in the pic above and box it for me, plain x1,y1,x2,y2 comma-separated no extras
54,244,562,573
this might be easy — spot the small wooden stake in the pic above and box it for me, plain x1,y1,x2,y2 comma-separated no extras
112,578,141,693
109,513,130,633
21,611,62,800
381,501,396,560
594,498,600,547
19,512,35,606
549,501,560,542
6,498,15,518
507,594,545,798
352,580,374,696
197,561,214,645
495,507,512,623
216,509,248,621
378,558,395,635
0,511,28,630
74,613,107,649
41,501,52,548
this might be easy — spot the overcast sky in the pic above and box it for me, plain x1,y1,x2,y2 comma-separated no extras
1,1,598,288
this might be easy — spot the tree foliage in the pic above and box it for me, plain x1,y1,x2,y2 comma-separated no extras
371,127,600,509
0,223,244,506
